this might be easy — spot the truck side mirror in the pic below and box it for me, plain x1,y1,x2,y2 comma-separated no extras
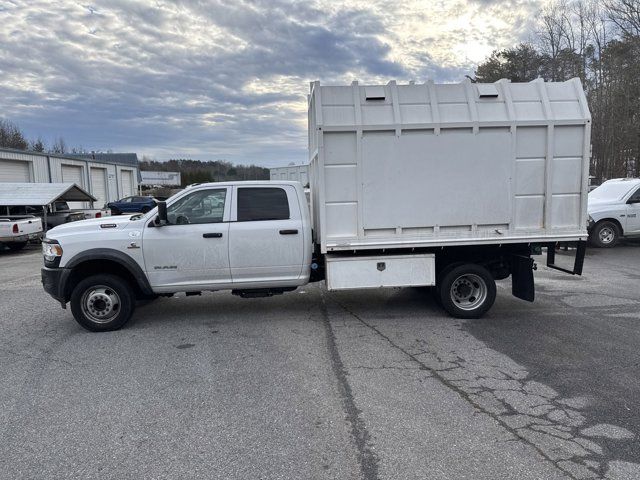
155,201,168,226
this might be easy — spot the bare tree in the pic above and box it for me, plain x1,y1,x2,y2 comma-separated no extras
30,137,46,152
51,137,67,154
606,0,640,36
538,0,571,80
0,119,29,150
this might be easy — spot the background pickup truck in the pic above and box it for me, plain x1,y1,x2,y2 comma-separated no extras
7,202,85,229
0,216,43,250
587,178,640,247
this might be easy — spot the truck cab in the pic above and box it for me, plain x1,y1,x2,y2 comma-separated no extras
42,181,312,331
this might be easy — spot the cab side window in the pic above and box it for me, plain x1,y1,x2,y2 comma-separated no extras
237,188,289,222
166,189,226,225
629,188,640,203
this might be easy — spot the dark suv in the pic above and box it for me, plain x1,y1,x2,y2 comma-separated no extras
107,196,157,215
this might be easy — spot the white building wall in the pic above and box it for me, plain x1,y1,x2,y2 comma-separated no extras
0,150,139,208
116,166,138,198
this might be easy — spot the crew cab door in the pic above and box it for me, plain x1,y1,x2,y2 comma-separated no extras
228,185,304,283
142,187,231,288
626,187,640,233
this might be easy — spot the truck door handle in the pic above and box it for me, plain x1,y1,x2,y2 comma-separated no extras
279,229,298,235
203,232,223,238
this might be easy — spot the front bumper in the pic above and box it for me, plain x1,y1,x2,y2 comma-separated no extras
41,267,70,307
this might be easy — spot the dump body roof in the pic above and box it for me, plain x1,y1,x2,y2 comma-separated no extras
309,78,589,140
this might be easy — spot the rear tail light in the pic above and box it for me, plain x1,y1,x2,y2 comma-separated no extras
12,224,19,234
95,212,102,218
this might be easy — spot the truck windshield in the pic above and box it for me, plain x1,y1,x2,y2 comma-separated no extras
589,182,637,201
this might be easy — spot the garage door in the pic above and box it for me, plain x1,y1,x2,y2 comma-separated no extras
0,160,31,182
121,170,134,197
61,165,85,209
90,168,107,207
61,164,84,186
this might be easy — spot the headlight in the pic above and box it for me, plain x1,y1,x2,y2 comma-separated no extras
42,242,63,262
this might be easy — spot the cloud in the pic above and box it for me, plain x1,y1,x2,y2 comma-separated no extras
0,0,544,166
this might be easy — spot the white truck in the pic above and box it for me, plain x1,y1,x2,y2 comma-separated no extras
0,216,43,250
42,78,591,331
587,178,640,247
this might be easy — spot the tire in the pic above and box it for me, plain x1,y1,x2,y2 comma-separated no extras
110,208,121,216
70,274,136,332
590,220,620,248
7,242,27,251
439,264,496,319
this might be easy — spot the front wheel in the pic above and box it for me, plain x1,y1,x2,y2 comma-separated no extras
590,221,619,248
70,274,135,331
439,264,496,319
110,208,121,216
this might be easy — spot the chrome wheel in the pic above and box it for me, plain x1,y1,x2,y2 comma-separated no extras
81,285,121,324
598,227,614,244
450,274,488,311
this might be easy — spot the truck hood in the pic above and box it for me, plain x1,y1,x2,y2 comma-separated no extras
588,198,624,215
47,214,140,236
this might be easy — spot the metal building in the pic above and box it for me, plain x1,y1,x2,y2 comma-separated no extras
0,148,140,208
269,164,309,186
140,170,182,187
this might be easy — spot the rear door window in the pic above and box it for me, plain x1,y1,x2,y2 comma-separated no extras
237,188,290,222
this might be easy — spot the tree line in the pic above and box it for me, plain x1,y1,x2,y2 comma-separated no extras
0,119,270,184
139,158,269,186
0,119,76,154
475,0,640,181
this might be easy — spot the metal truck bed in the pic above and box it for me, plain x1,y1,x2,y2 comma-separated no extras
308,78,591,253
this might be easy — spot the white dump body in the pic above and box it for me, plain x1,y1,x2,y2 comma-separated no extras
308,79,591,253
270,164,310,186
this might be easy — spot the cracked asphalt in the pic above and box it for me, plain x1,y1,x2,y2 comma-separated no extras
1,240,639,479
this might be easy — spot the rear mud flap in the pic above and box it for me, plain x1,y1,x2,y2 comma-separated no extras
511,255,535,302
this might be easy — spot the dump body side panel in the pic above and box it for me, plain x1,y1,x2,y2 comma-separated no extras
309,79,591,253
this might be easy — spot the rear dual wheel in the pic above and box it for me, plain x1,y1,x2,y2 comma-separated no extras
438,264,496,319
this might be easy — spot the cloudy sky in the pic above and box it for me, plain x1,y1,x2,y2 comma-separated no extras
0,0,542,167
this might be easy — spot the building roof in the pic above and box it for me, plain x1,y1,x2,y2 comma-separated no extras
0,183,96,206
0,147,139,168
67,152,139,167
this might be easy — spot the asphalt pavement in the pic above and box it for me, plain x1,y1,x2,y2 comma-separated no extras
0,240,639,479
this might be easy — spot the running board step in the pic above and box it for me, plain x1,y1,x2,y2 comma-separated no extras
231,288,297,298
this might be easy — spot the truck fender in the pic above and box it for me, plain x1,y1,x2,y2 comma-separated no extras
63,248,154,299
